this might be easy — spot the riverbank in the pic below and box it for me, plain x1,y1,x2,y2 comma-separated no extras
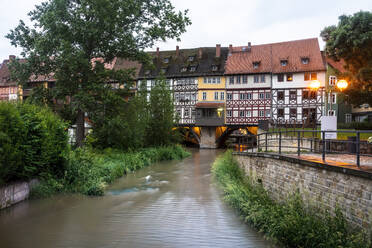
212,151,371,247
31,145,190,198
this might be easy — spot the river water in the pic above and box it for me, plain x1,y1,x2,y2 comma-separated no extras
0,149,273,248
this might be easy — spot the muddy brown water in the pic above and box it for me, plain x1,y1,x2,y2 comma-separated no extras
0,149,274,248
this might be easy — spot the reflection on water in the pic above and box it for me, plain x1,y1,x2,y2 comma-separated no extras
0,149,274,248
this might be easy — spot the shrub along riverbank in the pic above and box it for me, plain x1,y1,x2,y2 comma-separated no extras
32,145,190,197
212,151,371,248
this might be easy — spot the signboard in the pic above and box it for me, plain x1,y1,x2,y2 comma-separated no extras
9,94,18,100
321,116,337,139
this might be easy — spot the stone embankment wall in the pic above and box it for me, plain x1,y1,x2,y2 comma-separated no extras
235,153,372,228
0,179,38,209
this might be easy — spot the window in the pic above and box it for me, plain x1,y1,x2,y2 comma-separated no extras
227,93,232,100
278,108,284,118
286,74,293,81
208,78,211,83
278,74,284,82
278,91,284,100
188,56,195,62
345,113,352,123
258,110,264,117
261,75,265,83
184,108,190,117
329,76,337,86
202,92,207,100
242,75,248,84
214,92,219,100
163,58,169,63
239,110,245,117
212,77,216,84
212,65,218,71
265,110,270,117
192,109,196,117
302,90,309,99
280,60,288,66
259,93,265,99
217,77,221,83
227,110,232,117
236,76,241,84
311,73,317,80
220,92,224,100
240,93,245,100
203,77,207,83
247,93,252,100
229,77,234,85
175,93,179,102
328,110,335,116
265,92,271,99
246,110,252,117
301,57,309,64
190,66,196,72
254,75,259,83
290,108,297,118
192,93,196,101
289,90,296,100
304,72,310,81
253,61,260,68
181,67,187,72
329,93,336,104
310,91,317,99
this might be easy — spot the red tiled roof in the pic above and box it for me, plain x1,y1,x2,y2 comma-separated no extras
225,38,326,74
113,58,142,78
195,102,225,108
0,59,17,86
325,57,347,73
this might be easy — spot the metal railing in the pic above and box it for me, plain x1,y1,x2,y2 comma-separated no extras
237,130,372,168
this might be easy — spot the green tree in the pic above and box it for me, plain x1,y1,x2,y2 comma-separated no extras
321,11,372,105
7,0,191,147
146,77,178,146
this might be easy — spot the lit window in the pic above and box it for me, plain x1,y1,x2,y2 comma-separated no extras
311,73,317,80
214,92,219,100
286,74,293,81
301,57,309,64
304,73,310,81
280,60,288,66
202,92,207,100
329,76,337,86
220,92,224,100
254,75,259,83
242,75,248,84
278,74,284,82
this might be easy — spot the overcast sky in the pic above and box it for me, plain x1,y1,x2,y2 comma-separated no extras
1,0,371,59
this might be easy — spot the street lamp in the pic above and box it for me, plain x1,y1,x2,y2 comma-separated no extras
309,80,321,90
336,79,348,91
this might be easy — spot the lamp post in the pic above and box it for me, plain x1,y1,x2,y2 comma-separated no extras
309,80,321,129
328,79,348,116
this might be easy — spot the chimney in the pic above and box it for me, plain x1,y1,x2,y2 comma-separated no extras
216,44,221,58
247,42,251,52
156,47,160,58
198,48,203,59
228,44,233,55
9,55,16,61
176,45,179,57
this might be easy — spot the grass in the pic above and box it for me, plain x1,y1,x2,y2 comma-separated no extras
212,150,371,247
31,145,190,197
268,128,371,140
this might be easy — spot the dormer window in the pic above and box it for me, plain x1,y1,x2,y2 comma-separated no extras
280,60,288,66
188,56,195,62
189,66,196,72
301,57,309,64
253,61,261,69
181,67,187,72
163,57,170,63
211,65,218,71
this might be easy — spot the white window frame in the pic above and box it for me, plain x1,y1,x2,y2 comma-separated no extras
214,92,219,100
220,92,224,100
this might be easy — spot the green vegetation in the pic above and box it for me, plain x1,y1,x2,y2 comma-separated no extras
0,102,68,186
212,151,371,248
31,145,189,197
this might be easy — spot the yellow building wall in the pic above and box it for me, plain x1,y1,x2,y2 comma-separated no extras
197,76,226,102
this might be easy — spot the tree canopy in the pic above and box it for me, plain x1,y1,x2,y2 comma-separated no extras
7,0,191,146
321,11,372,105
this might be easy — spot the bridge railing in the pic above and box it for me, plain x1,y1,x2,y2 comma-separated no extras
237,130,372,168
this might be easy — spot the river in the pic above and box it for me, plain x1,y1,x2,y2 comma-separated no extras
0,149,274,248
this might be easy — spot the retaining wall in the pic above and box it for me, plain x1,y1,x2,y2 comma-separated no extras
0,179,38,209
234,152,372,228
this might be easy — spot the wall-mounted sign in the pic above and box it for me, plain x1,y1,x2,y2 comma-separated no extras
321,116,337,139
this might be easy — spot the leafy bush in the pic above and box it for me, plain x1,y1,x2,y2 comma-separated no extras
338,121,372,130
212,151,371,248
0,102,68,186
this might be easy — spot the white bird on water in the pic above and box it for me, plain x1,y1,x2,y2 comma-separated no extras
145,175,151,181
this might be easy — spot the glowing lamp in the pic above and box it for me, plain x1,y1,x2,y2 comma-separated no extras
309,80,321,90
336,79,348,91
